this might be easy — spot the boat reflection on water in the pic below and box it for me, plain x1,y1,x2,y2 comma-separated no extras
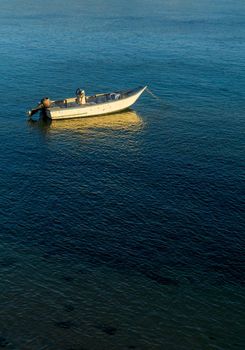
28,110,144,135
50,110,144,133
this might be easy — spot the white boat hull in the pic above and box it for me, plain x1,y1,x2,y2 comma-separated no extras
46,86,146,120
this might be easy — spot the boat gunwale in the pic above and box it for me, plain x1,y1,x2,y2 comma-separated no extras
48,86,146,112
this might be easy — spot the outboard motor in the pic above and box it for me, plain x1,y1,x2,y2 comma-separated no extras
41,97,51,108
27,97,51,117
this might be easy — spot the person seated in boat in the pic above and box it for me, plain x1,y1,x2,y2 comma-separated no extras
76,88,86,104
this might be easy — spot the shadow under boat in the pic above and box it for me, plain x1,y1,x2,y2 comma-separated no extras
27,109,144,135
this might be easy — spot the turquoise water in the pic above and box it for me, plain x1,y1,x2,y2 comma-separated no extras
0,0,245,349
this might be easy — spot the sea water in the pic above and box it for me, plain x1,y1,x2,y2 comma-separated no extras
0,0,244,349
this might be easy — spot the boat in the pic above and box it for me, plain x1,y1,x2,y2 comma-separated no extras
28,86,147,120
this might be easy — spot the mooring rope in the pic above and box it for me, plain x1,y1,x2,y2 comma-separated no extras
146,87,169,107
146,87,160,100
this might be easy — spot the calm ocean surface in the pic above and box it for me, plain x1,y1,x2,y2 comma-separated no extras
0,0,244,349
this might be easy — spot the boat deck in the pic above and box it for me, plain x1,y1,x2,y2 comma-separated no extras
50,88,137,110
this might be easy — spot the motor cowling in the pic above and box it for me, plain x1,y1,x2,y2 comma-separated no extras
41,97,51,108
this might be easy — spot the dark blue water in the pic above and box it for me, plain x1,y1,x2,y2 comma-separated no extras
0,0,244,349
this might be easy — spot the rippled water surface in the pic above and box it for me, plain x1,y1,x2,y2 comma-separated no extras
0,0,245,349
